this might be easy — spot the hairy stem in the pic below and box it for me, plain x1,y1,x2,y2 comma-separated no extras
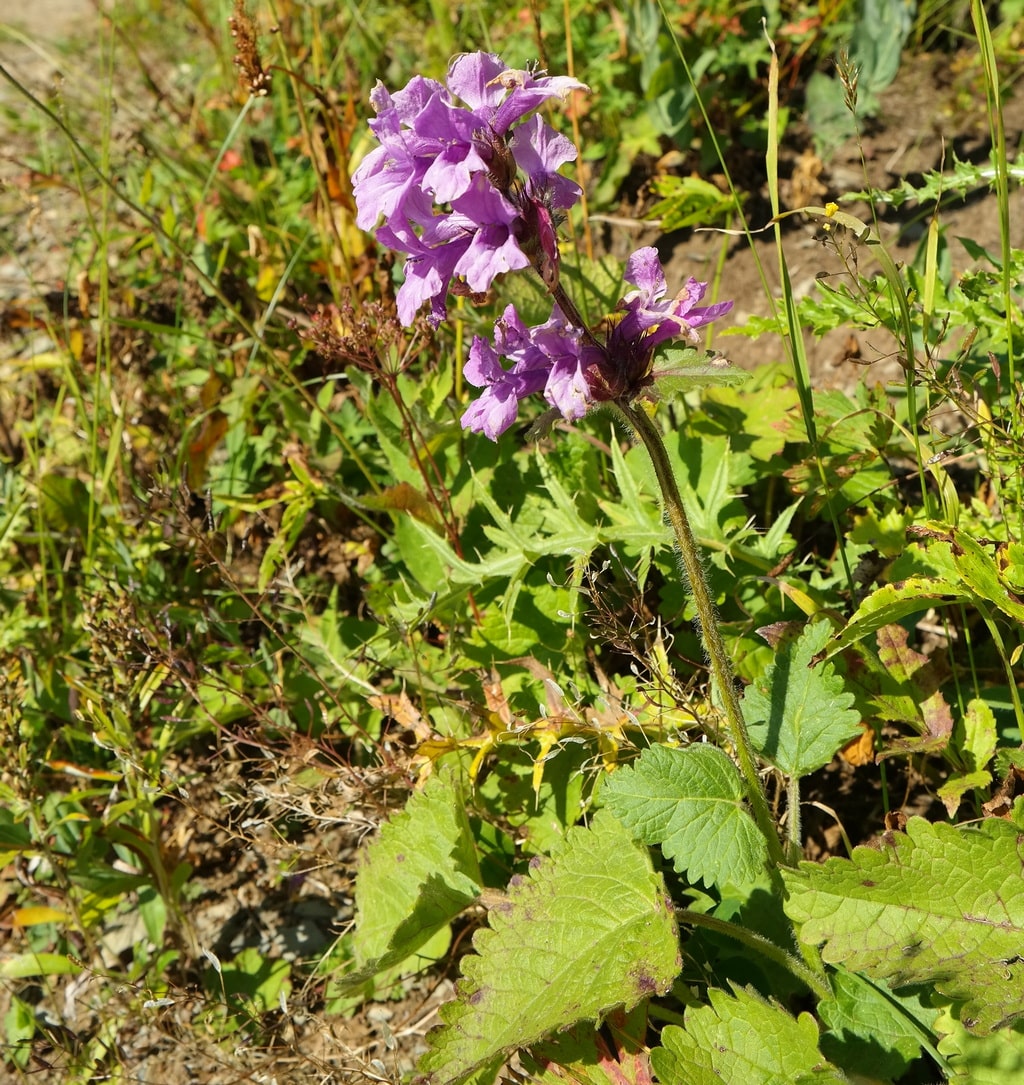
618,402,785,867
786,776,802,866
677,909,831,1000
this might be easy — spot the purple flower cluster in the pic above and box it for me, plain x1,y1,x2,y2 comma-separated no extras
353,53,733,441
353,52,585,327
461,248,733,438
461,304,593,441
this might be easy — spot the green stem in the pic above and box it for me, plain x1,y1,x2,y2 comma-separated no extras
786,776,802,866
618,402,785,867
677,909,831,1001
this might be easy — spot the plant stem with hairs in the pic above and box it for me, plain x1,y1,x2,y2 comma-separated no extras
349,53,782,862
617,401,785,867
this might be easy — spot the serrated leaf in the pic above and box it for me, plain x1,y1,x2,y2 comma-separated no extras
935,1004,1024,1081
743,620,862,778
651,349,751,400
347,767,481,988
419,808,680,1085
825,576,970,658
784,816,1024,1034
844,151,1024,209
650,986,847,1084
602,744,768,890
819,970,939,1080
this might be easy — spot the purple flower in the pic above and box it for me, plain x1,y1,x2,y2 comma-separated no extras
614,248,734,349
585,247,734,401
352,53,586,326
376,175,530,326
461,304,595,439
508,114,581,210
444,53,585,139
461,249,733,440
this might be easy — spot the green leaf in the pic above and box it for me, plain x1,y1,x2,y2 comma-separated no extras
937,769,993,817
602,744,769,891
648,174,740,232
348,767,481,986
0,811,33,852
848,507,914,558
940,680,999,817
650,986,847,1084
651,349,751,401
602,425,669,586
666,434,746,542
819,970,939,1081
0,952,83,979
418,808,680,1085
825,576,970,658
3,995,35,1070
850,0,912,96
743,620,862,777
936,1005,1024,1081
700,380,799,464
805,70,856,152
1002,542,1024,592
959,699,998,772
844,151,1024,210
784,816,1024,1034
257,489,313,591
945,525,1024,623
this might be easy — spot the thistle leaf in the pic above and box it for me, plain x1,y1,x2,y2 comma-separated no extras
419,808,680,1085
845,151,1024,209
785,816,1024,1034
602,743,769,891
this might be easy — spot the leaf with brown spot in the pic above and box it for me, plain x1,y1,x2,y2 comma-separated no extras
419,809,679,1085
875,623,953,743
785,816,1024,1035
